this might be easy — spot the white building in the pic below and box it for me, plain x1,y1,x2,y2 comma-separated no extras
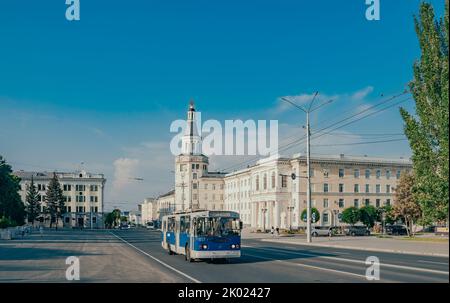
140,197,158,225
14,170,106,228
156,101,412,230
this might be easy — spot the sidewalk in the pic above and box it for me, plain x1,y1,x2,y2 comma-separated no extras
254,234,449,257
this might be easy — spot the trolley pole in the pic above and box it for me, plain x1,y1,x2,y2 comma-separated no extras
306,111,312,243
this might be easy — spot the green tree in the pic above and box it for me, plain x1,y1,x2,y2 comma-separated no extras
341,207,360,226
393,172,422,237
45,172,65,229
300,208,320,224
0,156,25,226
400,1,449,224
376,205,396,225
360,205,377,228
25,176,41,226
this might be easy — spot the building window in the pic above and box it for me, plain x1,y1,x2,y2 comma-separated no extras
193,173,197,179
67,206,71,212
386,184,391,193
193,183,197,189
271,172,276,189
376,199,381,208
281,175,287,188
255,176,260,191
376,170,381,179
365,184,370,193
354,184,359,193
339,183,344,193
63,184,72,191
196,164,199,169
323,199,329,208
323,169,329,178
386,199,391,206
338,199,345,208
323,213,329,224
386,170,391,180
396,170,401,179
76,185,85,192
354,169,360,178
193,194,198,200
263,174,267,190
376,184,381,193
354,199,359,208
365,199,370,206
365,169,371,179
90,185,98,191
323,183,329,193
310,169,315,177
339,168,345,178
192,164,195,170
76,196,85,203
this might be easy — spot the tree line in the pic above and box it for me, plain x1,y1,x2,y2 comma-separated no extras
1,155,66,229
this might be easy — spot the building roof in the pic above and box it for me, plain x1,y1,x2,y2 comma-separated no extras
13,170,106,180
158,189,175,198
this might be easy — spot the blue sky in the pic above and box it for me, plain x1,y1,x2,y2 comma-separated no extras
0,0,445,210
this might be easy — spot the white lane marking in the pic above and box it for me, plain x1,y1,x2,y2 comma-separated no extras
254,246,449,276
110,232,201,283
331,251,350,255
418,260,449,266
244,252,367,280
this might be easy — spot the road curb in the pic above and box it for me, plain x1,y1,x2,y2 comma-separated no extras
260,239,450,257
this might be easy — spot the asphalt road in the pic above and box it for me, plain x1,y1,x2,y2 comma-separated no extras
0,228,448,283
112,229,449,283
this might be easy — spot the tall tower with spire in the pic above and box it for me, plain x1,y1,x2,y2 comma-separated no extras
174,100,209,211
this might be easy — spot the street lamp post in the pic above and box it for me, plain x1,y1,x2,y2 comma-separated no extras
282,93,334,243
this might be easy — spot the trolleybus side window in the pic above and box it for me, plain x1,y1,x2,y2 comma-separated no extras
180,215,191,234
167,217,175,232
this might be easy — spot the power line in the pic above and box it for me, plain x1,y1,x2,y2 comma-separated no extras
311,138,408,147
217,92,411,173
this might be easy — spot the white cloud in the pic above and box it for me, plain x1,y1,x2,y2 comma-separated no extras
275,86,375,114
112,158,140,193
350,86,374,101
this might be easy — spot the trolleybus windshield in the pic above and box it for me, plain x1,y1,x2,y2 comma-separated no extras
195,217,241,237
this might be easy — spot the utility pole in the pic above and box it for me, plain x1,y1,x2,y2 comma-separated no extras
306,107,312,243
282,92,334,243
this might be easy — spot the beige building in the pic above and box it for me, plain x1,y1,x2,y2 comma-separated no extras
14,170,106,228
224,154,411,230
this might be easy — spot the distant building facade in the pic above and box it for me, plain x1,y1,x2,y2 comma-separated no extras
14,170,106,228
140,197,158,225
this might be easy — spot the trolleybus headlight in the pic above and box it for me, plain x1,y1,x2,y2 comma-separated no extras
201,244,208,250
231,244,240,249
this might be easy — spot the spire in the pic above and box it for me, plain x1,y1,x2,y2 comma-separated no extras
182,99,202,155
189,99,195,111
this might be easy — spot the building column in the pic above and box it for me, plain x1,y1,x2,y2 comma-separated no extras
274,201,280,229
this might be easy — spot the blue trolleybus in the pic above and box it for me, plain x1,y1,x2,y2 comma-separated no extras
161,210,242,262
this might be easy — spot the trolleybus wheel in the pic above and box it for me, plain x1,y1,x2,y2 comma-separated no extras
168,244,173,255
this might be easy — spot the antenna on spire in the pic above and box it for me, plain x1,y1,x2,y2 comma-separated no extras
189,99,195,111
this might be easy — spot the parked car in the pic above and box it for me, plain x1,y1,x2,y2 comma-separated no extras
385,224,408,235
344,225,370,236
311,226,335,237
120,223,130,230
